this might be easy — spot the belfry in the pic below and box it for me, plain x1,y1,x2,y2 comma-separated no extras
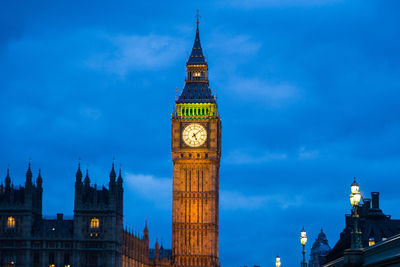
171,16,221,267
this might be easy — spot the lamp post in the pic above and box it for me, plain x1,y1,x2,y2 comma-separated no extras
300,227,307,267
350,177,362,249
276,256,281,267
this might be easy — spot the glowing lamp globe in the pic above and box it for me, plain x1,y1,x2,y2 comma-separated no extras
351,178,359,194
353,192,361,206
300,229,307,245
276,256,281,267
350,194,355,206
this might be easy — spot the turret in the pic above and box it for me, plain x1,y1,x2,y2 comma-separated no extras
75,163,83,183
84,169,90,187
35,169,43,216
144,220,149,239
109,163,116,192
5,167,11,189
117,168,123,188
25,162,32,188
36,169,43,188
155,239,159,261
143,220,149,247
116,168,123,214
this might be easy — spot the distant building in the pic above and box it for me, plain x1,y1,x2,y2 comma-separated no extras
323,233,400,267
0,163,171,267
323,191,400,266
309,229,331,267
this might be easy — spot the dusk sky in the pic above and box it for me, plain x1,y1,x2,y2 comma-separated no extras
1,0,400,266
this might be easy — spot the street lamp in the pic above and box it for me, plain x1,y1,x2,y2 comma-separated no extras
276,256,281,267
350,177,362,248
300,227,307,267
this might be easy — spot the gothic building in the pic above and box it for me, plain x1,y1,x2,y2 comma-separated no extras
0,163,171,267
308,230,331,267
171,17,221,267
0,18,219,267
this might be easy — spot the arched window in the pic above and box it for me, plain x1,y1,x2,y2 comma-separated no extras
7,216,15,228
90,218,99,229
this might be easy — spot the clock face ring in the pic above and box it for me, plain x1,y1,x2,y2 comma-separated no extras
182,123,207,147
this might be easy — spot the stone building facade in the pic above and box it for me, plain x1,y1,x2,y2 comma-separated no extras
171,19,221,267
0,163,171,267
0,19,219,267
309,230,331,267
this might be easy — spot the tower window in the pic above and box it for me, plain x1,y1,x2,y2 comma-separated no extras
193,72,201,77
7,216,15,228
90,218,100,229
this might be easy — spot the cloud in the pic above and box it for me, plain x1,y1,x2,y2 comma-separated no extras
218,0,344,9
79,107,102,120
224,149,287,164
85,34,186,75
298,146,319,160
209,34,261,56
227,77,299,106
221,190,303,210
125,173,172,209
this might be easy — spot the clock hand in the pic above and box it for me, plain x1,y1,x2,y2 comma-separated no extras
194,129,203,136
192,133,198,140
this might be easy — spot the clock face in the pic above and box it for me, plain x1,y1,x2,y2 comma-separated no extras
182,123,207,147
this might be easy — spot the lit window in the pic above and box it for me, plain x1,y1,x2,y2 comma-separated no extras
90,218,99,229
369,237,375,246
193,72,201,77
7,216,15,228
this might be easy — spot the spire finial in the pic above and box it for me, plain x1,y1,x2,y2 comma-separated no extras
117,167,123,185
5,166,11,187
84,168,90,185
26,161,33,181
195,9,200,26
76,161,83,181
37,169,43,186
110,161,116,181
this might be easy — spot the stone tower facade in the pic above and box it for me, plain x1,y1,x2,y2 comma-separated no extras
171,20,221,267
73,163,124,266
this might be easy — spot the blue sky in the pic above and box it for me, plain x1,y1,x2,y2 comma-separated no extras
1,0,400,266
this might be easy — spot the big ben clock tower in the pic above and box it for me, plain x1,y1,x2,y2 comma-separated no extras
171,18,221,267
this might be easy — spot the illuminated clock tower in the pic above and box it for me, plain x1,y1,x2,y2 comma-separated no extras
171,18,221,267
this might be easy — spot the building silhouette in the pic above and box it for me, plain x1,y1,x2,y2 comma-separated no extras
309,229,331,267
0,18,219,267
322,191,400,267
326,192,400,262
